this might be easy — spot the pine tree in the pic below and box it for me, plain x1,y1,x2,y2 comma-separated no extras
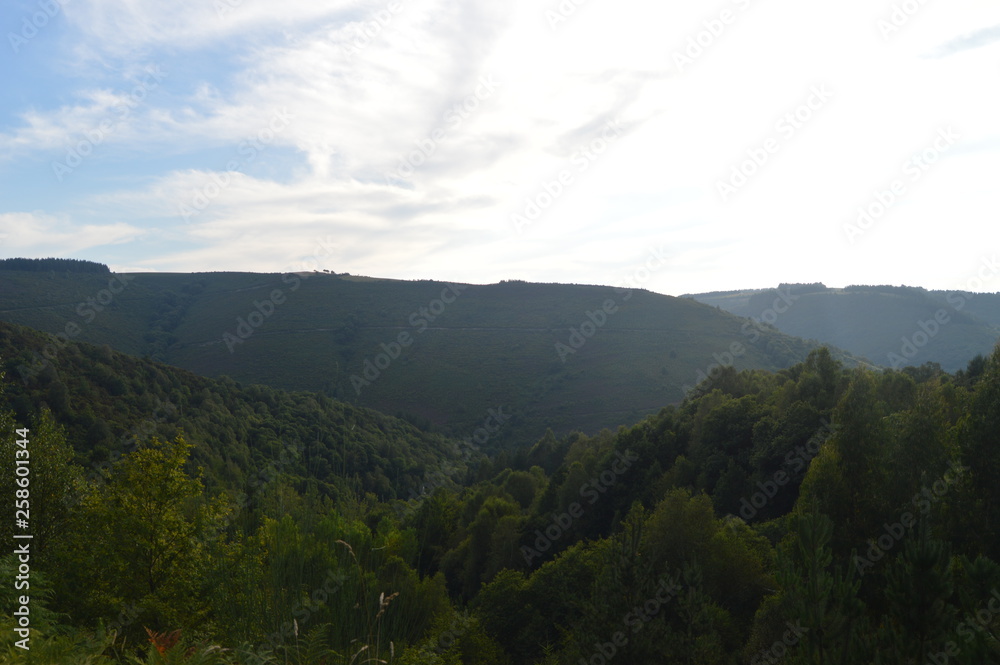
775,512,868,664
876,522,957,664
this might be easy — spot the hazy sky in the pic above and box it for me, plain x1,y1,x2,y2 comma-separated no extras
2,0,999,296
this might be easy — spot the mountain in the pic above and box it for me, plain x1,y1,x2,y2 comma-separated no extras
684,283,1000,372
0,263,859,447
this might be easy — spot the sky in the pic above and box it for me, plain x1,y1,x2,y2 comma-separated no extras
1,0,999,297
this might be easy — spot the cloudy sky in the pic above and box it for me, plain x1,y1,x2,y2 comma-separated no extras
1,0,998,296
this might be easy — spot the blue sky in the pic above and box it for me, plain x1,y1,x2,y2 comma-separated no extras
1,0,999,295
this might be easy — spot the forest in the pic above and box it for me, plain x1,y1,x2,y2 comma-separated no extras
0,259,111,274
3,330,1000,663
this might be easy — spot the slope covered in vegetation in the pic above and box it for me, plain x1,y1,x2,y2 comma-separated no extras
2,337,999,663
0,269,859,446
687,283,1000,371
0,320,467,502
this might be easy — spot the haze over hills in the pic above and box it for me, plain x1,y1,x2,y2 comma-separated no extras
0,260,859,447
685,282,1000,373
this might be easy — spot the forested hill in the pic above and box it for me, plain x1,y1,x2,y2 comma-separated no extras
0,319,468,501
0,268,860,447
685,283,1000,371
3,332,1000,663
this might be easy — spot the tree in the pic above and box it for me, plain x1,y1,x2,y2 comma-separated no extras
876,523,956,663
0,407,82,570
771,512,868,664
958,348,1000,558
57,435,228,637
799,371,890,551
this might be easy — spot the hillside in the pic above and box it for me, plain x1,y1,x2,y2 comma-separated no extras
0,267,860,446
685,283,1000,372
0,319,467,501
4,330,1000,664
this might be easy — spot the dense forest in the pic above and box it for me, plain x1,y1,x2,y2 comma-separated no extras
2,316,1000,662
0,268,862,445
0,258,110,274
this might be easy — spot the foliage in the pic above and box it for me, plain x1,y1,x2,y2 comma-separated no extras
0,270,860,447
2,329,1000,663
0,257,110,273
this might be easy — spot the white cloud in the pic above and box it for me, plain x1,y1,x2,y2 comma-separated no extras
2,0,1000,294
0,65,170,160
0,212,141,255
63,0,363,55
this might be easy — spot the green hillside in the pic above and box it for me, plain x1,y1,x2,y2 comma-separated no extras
5,329,1000,664
0,268,860,447
686,283,1000,372
0,319,467,502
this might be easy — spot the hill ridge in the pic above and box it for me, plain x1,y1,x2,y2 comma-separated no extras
0,269,861,445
